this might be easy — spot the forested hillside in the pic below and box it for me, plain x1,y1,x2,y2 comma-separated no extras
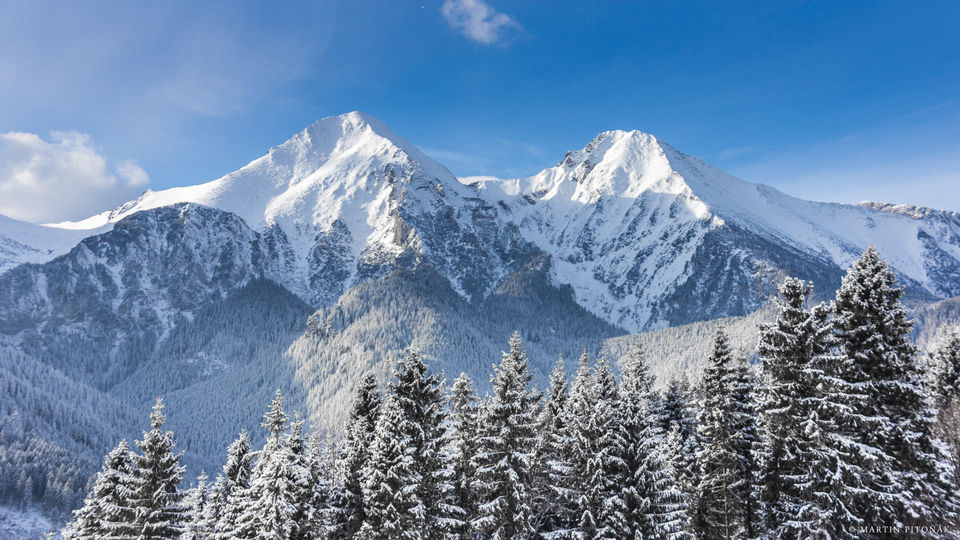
61,248,960,539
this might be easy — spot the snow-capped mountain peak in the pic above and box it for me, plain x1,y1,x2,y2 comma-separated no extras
3,114,960,331
62,111,465,230
470,129,960,330
27,112,511,305
518,130,703,208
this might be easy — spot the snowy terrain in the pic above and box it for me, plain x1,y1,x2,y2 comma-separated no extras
3,112,958,331
0,505,54,539
2,112,960,533
469,129,960,329
0,214,109,274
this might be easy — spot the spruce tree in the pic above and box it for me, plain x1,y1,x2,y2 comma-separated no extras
534,356,575,536
728,348,762,538
931,325,960,409
562,349,595,537
582,352,626,538
129,398,186,540
302,431,334,538
331,370,381,537
757,277,816,534
360,350,457,538
235,390,301,540
618,339,688,539
661,377,701,532
756,276,868,538
287,414,314,540
617,338,655,538
834,247,958,528
66,440,137,539
358,393,414,539
471,331,539,539
664,426,697,538
395,350,459,537
448,372,479,535
181,471,209,540
797,300,877,539
211,430,253,539
930,325,960,483
696,328,757,539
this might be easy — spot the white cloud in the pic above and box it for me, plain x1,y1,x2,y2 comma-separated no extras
0,131,149,223
441,0,522,45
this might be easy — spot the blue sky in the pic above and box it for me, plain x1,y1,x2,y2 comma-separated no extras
1,0,959,221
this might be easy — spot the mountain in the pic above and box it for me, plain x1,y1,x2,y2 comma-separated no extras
2,112,960,528
470,129,960,330
45,111,536,307
5,114,959,332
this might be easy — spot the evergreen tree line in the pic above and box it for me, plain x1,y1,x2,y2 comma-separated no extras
66,247,960,539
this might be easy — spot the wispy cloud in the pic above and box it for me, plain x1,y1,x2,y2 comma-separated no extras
0,131,149,222
441,0,522,45
717,146,755,161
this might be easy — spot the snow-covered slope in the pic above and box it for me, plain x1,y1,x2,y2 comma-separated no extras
470,130,960,330
0,214,109,274
5,114,959,332
47,111,531,306
4,114,960,526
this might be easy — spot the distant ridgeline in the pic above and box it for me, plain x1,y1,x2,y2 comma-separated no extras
56,248,960,538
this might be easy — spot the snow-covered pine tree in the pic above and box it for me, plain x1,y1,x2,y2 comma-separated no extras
534,356,575,536
728,344,762,538
618,339,688,539
393,349,459,536
790,300,879,539
834,247,958,528
211,430,253,539
930,325,960,409
652,434,693,540
358,392,413,539
66,439,137,539
286,413,314,540
331,370,381,537
303,431,334,538
448,372,479,535
561,349,596,537
695,328,755,540
661,378,701,511
661,378,693,439
617,338,654,538
360,350,457,538
664,426,697,539
757,277,808,525
129,398,186,540
234,390,301,540
180,471,209,540
758,278,852,538
930,325,960,483
471,331,539,539
581,351,626,537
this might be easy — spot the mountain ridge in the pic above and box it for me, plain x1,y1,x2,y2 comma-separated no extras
2,112,959,331
2,108,960,525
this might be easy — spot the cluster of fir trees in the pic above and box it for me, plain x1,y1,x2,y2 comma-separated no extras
66,399,187,539
65,247,960,539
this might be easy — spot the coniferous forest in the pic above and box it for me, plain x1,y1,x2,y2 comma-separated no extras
63,248,960,538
